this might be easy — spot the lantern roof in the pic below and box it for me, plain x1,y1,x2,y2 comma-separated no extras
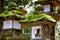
19,13,56,23
35,0,60,6
0,10,25,20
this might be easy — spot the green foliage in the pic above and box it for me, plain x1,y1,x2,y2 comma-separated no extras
24,33,30,40
23,27,30,40
16,0,32,6
24,27,30,34
0,10,9,18
5,0,32,6
0,1,24,19
8,2,17,10
56,21,60,40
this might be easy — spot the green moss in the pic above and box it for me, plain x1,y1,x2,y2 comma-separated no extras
0,10,23,18
19,13,56,23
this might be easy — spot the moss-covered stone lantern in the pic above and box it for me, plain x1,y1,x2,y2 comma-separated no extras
0,2,26,40
19,13,56,40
